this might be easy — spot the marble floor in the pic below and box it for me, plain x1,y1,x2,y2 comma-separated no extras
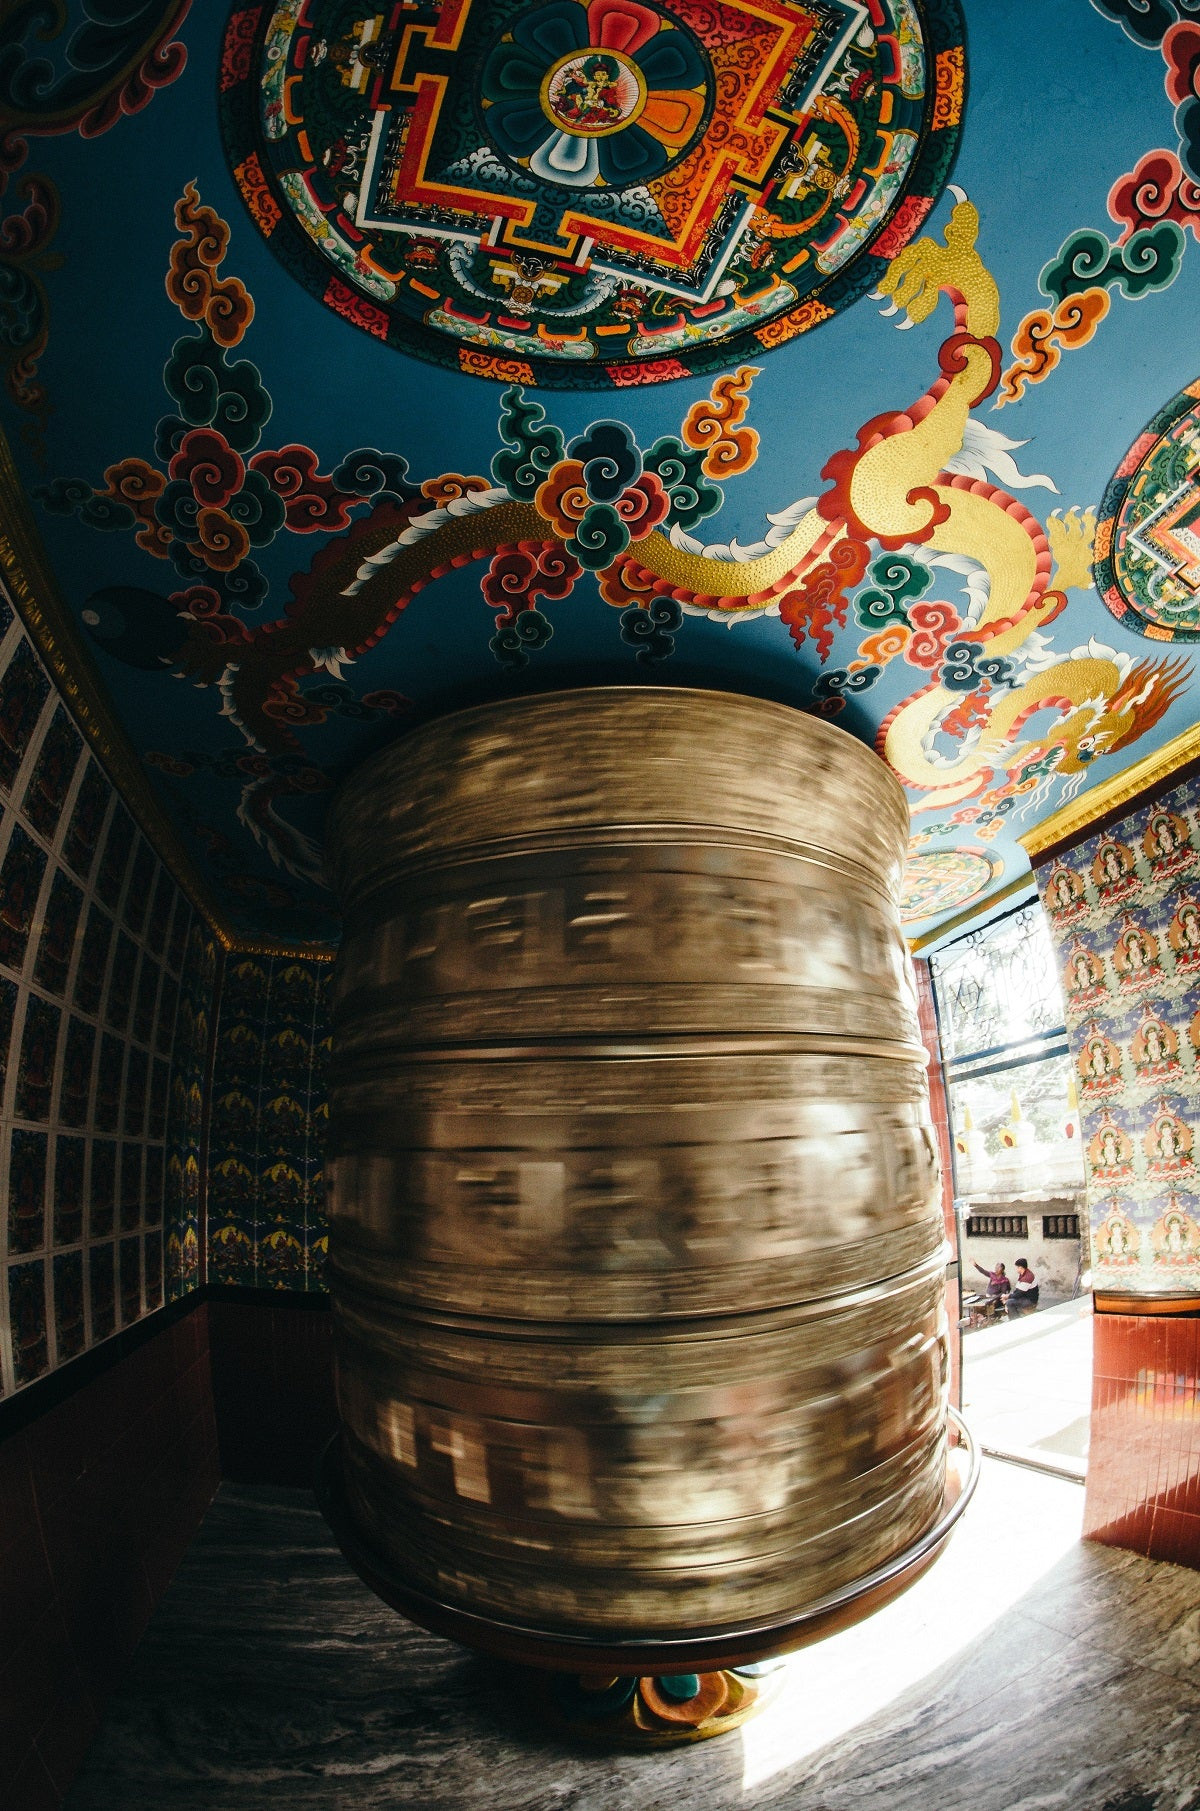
67,1460,1200,1811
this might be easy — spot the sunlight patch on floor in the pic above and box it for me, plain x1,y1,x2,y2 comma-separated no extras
739,1457,1085,1792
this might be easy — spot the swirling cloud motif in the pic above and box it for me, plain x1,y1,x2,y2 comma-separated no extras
1165,21,1200,177
492,389,567,500
170,427,243,508
566,498,629,569
619,597,683,663
642,435,722,529
1090,0,1200,47
103,457,172,556
568,419,642,502
997,291,1111,405
489,608,554,670
163,328,273,454
851,554,933,633
34,476,146,533
1109,146,1200,239
1001,223,1183,409
904,600,963,669
681,366,760,477
939,640,1016,694
165,181,254,348
481,542,583,630
250,446,356,533
812,663,882,704
331,447,421,506
1040,221,1187,301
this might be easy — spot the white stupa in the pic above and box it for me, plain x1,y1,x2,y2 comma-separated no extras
954,1104,995,1194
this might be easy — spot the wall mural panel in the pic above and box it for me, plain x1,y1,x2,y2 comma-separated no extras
0,588,212,1396
218,0,964,386
207,952,331,1291
1038,772,1200,1293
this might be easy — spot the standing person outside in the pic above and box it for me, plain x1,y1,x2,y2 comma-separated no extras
1007,1258,1039,1317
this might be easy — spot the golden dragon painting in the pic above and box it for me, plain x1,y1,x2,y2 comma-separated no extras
45,184,1191,882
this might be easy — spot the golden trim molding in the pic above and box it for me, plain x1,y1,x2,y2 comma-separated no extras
1018,720,1200,865
226,940,336,963
0,426,342,961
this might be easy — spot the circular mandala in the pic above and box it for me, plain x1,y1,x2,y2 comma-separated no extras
1094,379,1200,641
219,0,965,388
899,849,997,925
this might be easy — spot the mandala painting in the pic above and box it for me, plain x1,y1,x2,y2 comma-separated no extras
1094,378,1200,641
899,847,998,925
219,0,965,386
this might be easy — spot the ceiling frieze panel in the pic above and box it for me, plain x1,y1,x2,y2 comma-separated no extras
1094,378,1200,641
218,0,965,385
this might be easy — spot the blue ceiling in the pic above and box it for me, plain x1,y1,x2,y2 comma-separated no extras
3,1,1199,948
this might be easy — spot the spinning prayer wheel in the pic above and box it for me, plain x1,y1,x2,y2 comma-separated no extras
320,688,969,1727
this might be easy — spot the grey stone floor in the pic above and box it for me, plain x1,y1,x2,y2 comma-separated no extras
67,1460,1200,1811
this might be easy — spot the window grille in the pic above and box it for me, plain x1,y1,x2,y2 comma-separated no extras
930,899,1084,1199
965,1214,1028,1239
1043,1213,1080,1239
930,902,1067,1075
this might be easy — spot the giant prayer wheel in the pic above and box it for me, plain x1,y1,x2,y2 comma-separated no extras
321,688,968,1723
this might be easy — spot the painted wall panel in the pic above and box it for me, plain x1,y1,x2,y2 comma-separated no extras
1037,774,1200,1297
0,587,215,1397
207,954,331,1292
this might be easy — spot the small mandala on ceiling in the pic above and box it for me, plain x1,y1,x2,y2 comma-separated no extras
899,848,998,925
219,0,965,387
1094,378,1200,642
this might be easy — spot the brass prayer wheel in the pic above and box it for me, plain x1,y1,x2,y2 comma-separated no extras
324,687,952,1664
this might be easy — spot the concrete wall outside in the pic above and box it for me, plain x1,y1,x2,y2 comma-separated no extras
960,1194,1088,1304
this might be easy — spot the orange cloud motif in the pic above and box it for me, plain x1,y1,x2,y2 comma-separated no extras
997,289,1110,405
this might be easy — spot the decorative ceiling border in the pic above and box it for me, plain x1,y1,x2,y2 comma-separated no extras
1019,719,1200,867
0,424,331,961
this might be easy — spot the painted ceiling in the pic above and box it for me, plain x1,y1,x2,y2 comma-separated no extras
2,0,1200,951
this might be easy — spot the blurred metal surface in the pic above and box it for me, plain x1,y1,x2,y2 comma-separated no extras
326,688,950,1651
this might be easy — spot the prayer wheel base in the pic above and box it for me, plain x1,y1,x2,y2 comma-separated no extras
541,1664,785,1744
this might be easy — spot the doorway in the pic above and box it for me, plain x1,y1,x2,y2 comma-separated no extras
929,901,1092,1478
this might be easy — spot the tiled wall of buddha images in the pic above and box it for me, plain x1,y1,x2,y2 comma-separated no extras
206,953,331,1292
1038,773,1200,1293
0,586,217,1396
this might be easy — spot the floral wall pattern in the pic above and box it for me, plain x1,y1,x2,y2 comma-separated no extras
0,580,212,1395
1037,771,1200,1294
207,952,331,1291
